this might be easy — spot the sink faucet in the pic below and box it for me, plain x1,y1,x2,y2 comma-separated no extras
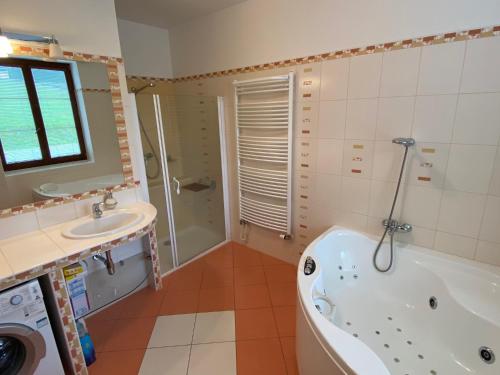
91,192,118,219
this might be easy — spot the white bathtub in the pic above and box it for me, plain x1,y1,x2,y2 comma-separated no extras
296,226,500,375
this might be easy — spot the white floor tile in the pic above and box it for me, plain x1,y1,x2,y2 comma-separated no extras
193,311,235,344
148,314,195,348
188,342,237,375
139,346,191,375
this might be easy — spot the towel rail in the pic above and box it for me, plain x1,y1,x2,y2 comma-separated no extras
234,73,294,238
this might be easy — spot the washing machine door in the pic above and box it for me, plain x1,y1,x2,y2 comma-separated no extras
0,323,46,375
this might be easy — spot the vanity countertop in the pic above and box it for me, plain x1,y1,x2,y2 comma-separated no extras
0,201,157,281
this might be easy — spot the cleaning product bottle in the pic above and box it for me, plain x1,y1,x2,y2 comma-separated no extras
77,319,96,366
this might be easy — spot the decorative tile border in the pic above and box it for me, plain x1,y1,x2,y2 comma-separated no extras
146,24,500,83
147,225,163,291
81,88,111,93
10,41,122,64
2,41,136,217
49,269,88,375
0,218,157,291
127,75,173,83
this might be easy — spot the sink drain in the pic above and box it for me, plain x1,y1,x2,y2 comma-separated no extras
479,346,495,364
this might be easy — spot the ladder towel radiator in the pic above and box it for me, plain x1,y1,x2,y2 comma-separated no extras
234,73,294,239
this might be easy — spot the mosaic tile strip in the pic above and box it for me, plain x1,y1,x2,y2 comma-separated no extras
0,219,157,291
127,75,174,83
81,88,111,93
2,41,137,218
0,181,140,219
49,268,88,375
158,24,500,83
106,62,134,183
148,224,163,291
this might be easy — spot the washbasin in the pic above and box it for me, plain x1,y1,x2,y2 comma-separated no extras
62,210,144,239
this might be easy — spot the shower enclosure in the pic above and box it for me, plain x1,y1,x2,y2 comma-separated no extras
132,88,229,274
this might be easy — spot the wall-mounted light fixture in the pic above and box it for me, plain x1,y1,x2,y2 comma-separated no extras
0,29,63,58
0,28,13,57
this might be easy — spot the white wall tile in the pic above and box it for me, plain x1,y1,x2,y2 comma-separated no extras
412,95,457,143
375,97,414,140
479,195,500,244
335,210,368,231
444,144,496,194
402,225,436,249
489,148,500,197
400,185,442,229
295,102,319,138
74,196,102,217
313,173,342,211
345,98,378,140
318,100,346,139
368,180,400,219
342,140,374,179
36,203,77,229
433,231,476,259
340,177,370,214
437,190,486,238
0,212,39,240
320,59,349,100
461,36,500,93
417,41,465,95
380,48,420,97
113,188,139,207
316,139,344,174
372,141,405,182
407,143,450,189
452,93,500,145
475,240,500,266
348,54,382,99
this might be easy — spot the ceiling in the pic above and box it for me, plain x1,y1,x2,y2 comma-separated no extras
115,0,247,29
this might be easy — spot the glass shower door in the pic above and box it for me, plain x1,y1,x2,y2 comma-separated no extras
155,94,227,266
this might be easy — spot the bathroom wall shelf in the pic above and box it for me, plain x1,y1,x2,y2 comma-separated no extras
234,73,294,237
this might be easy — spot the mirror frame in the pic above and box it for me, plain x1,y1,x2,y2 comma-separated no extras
0,40,137,218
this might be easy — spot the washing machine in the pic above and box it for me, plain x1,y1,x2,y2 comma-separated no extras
0,279,65,375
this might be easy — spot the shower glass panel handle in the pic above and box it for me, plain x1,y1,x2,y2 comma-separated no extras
152,94,227,267
172,177,181,195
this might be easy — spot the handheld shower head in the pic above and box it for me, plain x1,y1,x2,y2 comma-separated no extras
392,137,415,147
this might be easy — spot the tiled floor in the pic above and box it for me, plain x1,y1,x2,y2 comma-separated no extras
86,242,298,375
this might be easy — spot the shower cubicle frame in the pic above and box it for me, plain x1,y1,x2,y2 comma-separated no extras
131,93,231,274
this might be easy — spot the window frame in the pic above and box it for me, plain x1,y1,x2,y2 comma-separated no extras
0,58,87,172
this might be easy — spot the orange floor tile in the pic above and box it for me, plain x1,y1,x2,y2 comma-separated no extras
85,241,298,375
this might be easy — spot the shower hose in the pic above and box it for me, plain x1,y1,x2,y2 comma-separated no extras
372,145,410,273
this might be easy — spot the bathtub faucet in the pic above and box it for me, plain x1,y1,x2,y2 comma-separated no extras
382,219,412,234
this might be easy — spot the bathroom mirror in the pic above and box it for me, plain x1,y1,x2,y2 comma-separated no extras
0,57,124,209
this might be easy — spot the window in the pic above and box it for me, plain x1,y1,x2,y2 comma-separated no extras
0,58,87,171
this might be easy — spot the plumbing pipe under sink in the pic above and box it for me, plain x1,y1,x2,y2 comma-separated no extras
93,251,115,275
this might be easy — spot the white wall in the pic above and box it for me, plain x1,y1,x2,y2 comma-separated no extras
169,0,500,76
0,0,121,56
118,19,173,78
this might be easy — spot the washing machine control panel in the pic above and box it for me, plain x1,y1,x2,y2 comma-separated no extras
0,279,43,317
